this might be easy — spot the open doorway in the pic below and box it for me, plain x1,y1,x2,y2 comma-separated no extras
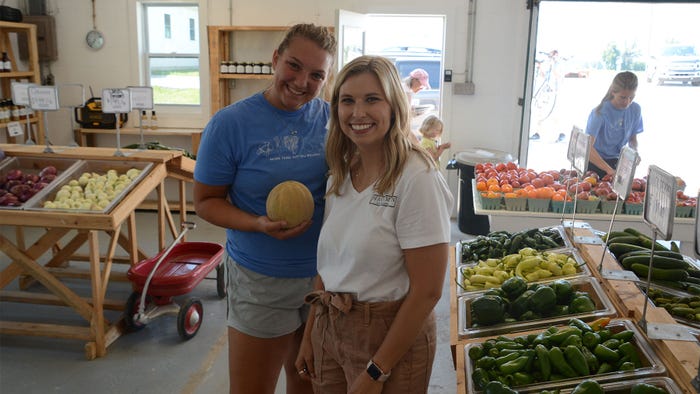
524,2,700,194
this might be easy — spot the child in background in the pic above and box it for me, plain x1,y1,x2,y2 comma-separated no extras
419,115,451,163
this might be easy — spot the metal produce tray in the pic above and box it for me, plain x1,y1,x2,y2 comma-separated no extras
25,160,152,214
457,225,573,266
519,376,683,394
637,283,700,330
458,276,617,339
456,247,590,297
0,156,81,210
464,319,666,393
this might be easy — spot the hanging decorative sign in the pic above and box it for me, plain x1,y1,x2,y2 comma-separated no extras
643,165,676,240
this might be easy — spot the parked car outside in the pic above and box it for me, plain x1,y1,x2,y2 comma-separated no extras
646,44,700,86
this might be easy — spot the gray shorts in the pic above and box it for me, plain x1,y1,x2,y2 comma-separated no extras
225,253,314,338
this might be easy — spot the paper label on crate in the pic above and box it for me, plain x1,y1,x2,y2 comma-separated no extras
7,121,23,137
128,86,153,110
613,146,638,199
28,86,60,111
101,88,131,113
11,82,36,106
643,165,676,240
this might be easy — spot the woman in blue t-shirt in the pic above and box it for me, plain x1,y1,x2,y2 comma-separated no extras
585,71,643,178
194,24,336,394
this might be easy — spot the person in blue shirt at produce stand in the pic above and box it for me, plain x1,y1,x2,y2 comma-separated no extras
585,71,643,178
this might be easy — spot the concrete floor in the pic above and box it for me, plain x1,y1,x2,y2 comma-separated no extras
0,211,472,394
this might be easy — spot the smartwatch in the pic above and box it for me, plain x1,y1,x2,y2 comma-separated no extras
366,360,391,382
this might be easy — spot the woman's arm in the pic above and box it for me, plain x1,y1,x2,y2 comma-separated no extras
295,275,325,380
193,180,311,240
348,242,448,394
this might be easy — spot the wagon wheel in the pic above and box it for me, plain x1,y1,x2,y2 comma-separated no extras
125,292,150,332
177,298,203,340
216,262,227,298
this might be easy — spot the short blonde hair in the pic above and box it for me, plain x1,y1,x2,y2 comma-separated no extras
419,115,444,138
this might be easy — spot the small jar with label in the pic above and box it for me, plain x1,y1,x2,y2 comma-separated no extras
227,61,237,74
245,62,254,74
253,63,262,74
236,62,245,74
263,62,272,74
220,61,228,74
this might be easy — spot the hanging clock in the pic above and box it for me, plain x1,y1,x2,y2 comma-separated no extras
86,30,105,50
86,0,104,50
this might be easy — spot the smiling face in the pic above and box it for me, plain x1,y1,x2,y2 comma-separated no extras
610,88,636,110
337,72,393,151
268,37,333,111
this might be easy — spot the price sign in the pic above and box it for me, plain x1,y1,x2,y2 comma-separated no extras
11,82,36,106
567,126,581,162
101,88,131,113
7,121,23,137
59,84,86,108
612,146,638,200
695,189,700,258
572,130,592,175
643,165,676,240
128,86,153,110
28,86,60,111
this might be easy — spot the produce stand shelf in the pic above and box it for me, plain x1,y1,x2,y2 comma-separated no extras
450,223,700,393
0,144,195,360
471,180,697,257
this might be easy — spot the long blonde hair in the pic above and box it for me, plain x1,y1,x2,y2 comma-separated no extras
595,71,638,114
326,55,434,196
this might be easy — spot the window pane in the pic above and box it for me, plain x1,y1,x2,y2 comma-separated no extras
149,57,200,105
146,6,198,54
164,14,171,39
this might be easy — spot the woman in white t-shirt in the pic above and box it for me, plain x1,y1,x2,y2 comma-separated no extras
295,55,453,394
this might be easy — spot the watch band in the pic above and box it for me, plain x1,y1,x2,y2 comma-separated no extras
366,360,391,382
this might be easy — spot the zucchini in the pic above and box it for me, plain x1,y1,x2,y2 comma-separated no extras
606,235,644,246
623,227,647,237
630,263,689,282
608,243,649,257
603,231,636,242
617,249,684,261
635,236,670,251
621,255,689,270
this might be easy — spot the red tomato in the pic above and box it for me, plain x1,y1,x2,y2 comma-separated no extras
531,178,545,188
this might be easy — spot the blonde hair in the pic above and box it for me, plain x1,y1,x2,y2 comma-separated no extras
326,55,434,196
595,71,638,114
419,115,444,138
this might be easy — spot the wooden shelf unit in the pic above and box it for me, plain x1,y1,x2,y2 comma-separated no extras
207,26,289,116
0,21,44,144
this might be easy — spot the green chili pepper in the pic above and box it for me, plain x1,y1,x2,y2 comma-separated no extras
535,344,551,380
564,345,590,376
476,356,496,369
618,342,642,368
581,331,600,349
601,338,621,350
596,362,613,374
495,351,520,366
610,330,635,342
548,347,578,378
548,326,582,345
498,355,529,374
619,361,635,371
471,367,490,391
468,345,484,361
568,318,593,333
580,345,599,373
593,344,620,363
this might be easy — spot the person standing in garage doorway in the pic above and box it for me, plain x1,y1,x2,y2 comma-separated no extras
193,24,336,394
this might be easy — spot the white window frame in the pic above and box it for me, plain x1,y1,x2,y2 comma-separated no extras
128,0,210,128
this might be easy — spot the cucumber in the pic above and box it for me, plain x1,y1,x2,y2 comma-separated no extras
688,270,700,279
606,235,644,246
623,228,647,237
621,255,689,270
608,243,649,257
630,263,689,282
635,236,670,251
603,231,636,242
671,241,680,253
617,250,684,261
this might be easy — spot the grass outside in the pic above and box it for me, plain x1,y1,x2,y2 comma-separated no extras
154,86,200,105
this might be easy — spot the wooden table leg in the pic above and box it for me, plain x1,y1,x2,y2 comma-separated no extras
88,230,106,358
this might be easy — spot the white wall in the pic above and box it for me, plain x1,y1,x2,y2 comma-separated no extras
37,0,529,161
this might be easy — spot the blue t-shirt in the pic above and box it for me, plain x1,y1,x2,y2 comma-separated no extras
194,93,329,278
585,100,643,160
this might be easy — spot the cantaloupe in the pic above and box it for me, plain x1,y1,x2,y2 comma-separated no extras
265,180,314,228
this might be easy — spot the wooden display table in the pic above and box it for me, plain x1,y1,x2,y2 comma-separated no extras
75,127,203,156
0,144,195,359
450,226,700,393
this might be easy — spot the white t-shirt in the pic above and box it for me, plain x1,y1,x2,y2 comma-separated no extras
317,152,454,302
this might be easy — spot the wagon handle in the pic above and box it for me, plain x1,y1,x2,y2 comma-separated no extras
135,221,197,322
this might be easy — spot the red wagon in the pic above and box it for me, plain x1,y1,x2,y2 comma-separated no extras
125,222,225,340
